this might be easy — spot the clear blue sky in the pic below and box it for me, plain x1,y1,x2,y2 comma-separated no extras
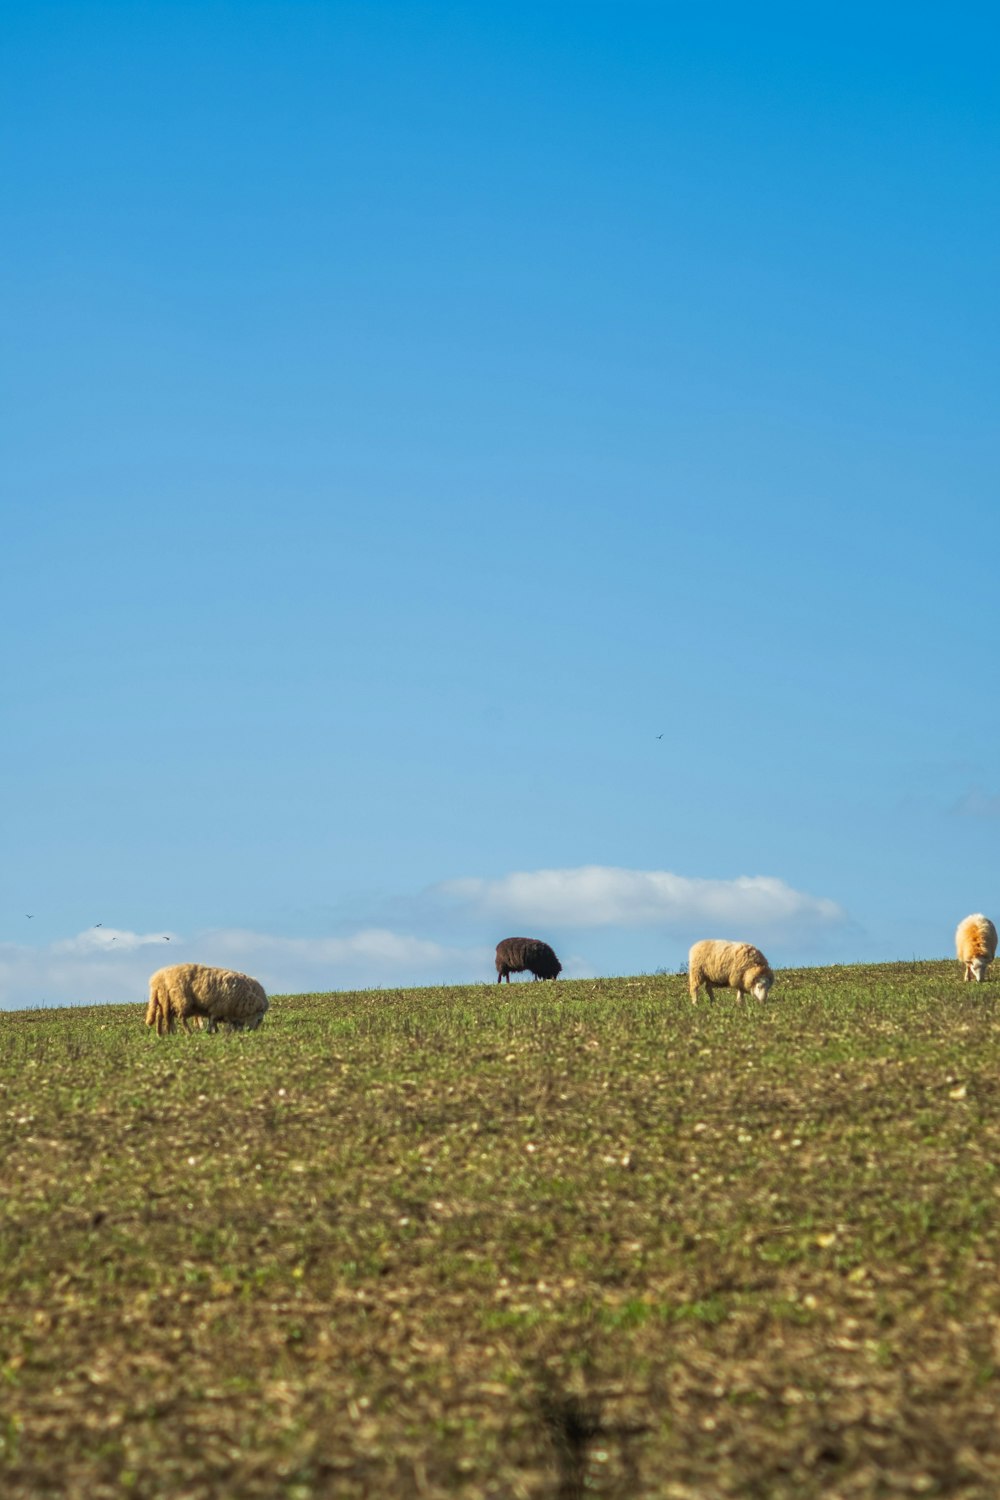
3,2,998,1006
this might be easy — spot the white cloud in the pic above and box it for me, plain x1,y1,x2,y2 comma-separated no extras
194,928,490,993
0,865,847,1010
436,864,845,932
0,926,492,1011
52,927,180,955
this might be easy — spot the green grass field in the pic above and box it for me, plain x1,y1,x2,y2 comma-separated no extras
2,962,1000,1498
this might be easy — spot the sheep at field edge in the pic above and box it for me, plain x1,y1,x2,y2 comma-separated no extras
955,914,998,983
687,939,774,1004
145,963,269,1036
495,937,562,983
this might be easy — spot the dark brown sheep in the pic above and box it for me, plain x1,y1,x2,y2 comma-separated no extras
495,937,562,983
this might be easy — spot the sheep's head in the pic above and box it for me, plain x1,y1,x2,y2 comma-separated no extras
969,956,988,982
748,967,773,1001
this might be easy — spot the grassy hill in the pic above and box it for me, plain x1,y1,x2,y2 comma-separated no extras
2,962,1000,1497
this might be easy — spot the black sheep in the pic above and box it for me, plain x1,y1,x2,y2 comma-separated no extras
495,936,563,983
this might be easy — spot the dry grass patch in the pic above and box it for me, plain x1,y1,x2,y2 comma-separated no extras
1,963,1000,1496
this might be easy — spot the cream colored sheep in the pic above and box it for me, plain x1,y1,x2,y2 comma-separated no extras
145,963,268,1036
955,914,998,983
688,939,774,1003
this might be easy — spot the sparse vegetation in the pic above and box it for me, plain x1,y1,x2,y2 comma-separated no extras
2,962,1000,1497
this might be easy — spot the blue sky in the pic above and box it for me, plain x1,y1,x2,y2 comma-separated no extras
3,2,998,1006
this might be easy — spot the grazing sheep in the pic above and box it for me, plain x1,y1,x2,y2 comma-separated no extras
145,963,269,1036
955,914,998,983
495,937,563,984
688,939,774,1004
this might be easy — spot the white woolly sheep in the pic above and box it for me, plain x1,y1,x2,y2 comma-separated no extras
145,963,268,1036
688,939,774,1004
955,914,998,983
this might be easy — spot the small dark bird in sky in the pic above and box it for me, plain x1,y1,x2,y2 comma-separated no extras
26,914,34,919
95,923,103,928
655,734,664,740
163,936,171,941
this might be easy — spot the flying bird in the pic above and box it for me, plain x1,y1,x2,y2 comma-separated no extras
163,936,171,941
655,734,664,740
94,923,103,928
26,914,34,919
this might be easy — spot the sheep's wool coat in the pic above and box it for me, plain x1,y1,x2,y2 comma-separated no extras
495,937,562,982
955,914,998,981
688,939,774,1001
146,963,268,1035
